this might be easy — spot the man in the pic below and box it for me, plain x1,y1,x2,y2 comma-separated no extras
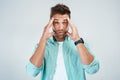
26,4,99,80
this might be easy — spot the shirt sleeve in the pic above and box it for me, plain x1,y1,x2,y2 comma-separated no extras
26,60,44,77
82,42,100,74
82,58,99,74
26,44,44,77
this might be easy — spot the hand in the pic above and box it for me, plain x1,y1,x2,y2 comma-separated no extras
66,18,80,41
41,18,55,41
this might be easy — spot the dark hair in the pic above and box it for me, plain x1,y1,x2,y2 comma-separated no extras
50,4,71,18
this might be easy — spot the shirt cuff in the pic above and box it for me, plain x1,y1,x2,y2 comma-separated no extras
26,60,44,77
82,58,99,74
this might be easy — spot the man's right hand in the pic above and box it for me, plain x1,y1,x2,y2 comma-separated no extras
29,18,55,67
41,18,55,41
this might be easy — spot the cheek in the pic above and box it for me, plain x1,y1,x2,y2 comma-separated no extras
52,26,57,31
53,25,59,30
64,23,69,30
65,26,69,31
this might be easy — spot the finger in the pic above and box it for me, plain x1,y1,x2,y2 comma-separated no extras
67,18,73,28
66,32,72,37
47,18,54,28
67,18,76,32
50,32,55,36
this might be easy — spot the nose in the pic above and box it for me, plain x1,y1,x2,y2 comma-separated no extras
58,23,64,30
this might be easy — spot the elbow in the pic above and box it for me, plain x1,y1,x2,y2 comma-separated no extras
86,61,100,74
26,61,43,77
26,65,39,77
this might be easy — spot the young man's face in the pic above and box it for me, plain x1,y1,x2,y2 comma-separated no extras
52,14,69,39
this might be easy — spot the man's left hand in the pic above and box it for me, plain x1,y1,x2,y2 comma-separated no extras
66,18,80,41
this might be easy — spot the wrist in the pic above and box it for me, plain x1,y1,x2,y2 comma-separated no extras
74,36,80,42
39,36,47,44
41,36,48,41
74,38,84,46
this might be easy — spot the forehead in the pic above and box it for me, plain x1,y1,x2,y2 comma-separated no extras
53,14,69,21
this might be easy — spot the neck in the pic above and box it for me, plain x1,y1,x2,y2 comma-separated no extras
53,36,66,42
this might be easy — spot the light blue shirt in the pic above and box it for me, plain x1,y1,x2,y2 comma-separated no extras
26,36,99,80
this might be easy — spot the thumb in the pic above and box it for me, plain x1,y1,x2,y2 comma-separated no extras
66,32,71,37
50,32,55,36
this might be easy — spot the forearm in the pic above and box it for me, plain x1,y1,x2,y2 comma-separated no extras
66,19,95,65
30,37,47,67
76,43,94,65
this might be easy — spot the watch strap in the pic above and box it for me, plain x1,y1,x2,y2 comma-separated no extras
74,38,84,46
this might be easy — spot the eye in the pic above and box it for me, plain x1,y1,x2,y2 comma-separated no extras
63,21,68,25
53,21,59,25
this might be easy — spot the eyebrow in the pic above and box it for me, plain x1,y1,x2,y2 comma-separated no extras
53,19,58,22
54,19,67,22
63,19,68,21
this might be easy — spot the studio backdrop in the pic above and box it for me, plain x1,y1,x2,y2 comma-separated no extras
0,0,120,80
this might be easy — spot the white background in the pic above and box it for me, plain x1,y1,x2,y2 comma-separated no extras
0,0,120,80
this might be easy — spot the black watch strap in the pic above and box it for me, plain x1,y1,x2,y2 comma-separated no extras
74,38,84,46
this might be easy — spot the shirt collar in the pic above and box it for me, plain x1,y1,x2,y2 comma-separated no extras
49,36,70,43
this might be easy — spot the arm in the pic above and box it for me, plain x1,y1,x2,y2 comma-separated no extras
76,41,94,65
75,40,99,74
66,18,93,65
26,18,55,77
30,18,54,67
30,37,47,67
66,18,99,74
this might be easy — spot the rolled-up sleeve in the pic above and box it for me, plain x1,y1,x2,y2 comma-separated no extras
26,60,44,77
82,42,100,74
82,58,99,74
26,43,44,77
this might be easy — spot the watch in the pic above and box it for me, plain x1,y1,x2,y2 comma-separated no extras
74,38,84,46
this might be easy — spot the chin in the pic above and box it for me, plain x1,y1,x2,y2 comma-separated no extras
56,34,66,38
59,34,66,38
